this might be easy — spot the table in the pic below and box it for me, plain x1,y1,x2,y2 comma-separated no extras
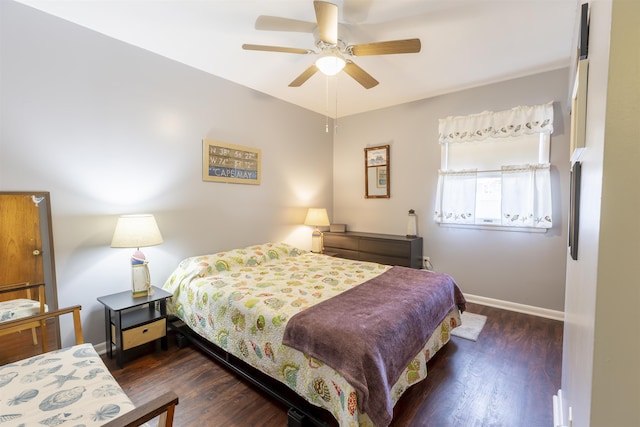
97,286,172,368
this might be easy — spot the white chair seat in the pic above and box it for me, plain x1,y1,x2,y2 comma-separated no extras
0,298,48,322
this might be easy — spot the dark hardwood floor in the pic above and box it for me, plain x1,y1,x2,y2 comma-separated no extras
0,303,562,426
97,303,563,427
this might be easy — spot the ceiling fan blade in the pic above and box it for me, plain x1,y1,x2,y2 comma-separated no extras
242,44,313,55
254,15,316,33
289,64,319,87
314,1,338,45
349,38,422,56
343,61,379,89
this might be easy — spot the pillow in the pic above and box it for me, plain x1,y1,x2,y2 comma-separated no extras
174,242,306,278
245,242,306,265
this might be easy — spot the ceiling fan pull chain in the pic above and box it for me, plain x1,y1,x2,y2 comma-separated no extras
325,75,330,133
334,77,338,134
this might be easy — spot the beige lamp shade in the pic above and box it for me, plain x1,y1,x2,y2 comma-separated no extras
304,208,330,227
111,214,164,249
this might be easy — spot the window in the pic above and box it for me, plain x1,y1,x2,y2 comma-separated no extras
476,173,501,223
434,102,554,230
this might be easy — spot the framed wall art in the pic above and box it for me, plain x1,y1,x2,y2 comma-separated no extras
570,58,588,163
578,2,589,60
202,139,261,185
376,167,387,188
365,145,390,198
569,161,582,260
570,2,589,163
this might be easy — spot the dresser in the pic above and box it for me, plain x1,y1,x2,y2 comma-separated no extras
323,231,423,269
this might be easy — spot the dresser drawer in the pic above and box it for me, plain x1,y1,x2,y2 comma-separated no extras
328,247,360,260
360,253,410,267
324,231,423,269
324,234,359,251
112,318,166,350
359,238,410,257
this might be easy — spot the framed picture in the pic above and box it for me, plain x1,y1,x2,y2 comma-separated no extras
569,161,582,260
578,2,589,60
367,147,388,166
376,166,387,188
202,139,261,184
365,145,390,198
570,59,588,163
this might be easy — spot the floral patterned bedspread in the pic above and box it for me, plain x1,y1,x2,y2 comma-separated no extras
162,242,461,426
0,343,144,426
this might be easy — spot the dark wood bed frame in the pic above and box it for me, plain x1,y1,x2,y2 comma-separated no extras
169,317,337,427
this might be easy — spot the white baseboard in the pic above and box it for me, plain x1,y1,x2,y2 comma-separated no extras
464,293,564,321
94,341,108,356
553,388,571,427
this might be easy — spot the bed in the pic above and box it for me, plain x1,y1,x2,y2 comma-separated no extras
162,242,465,427
0,306,179,427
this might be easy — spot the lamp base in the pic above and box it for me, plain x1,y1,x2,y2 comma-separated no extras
131,289,148,298
311,229,324,253
131,262,151,298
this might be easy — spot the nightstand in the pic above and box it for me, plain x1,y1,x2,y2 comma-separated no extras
97,286,172,368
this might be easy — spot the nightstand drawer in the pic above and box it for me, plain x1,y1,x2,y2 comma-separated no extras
112,318,166,350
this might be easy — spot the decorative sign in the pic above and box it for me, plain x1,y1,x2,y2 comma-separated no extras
202,139,261,184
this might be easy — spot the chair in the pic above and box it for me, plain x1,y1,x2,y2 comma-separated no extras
0,306,179,427
0,281,48,349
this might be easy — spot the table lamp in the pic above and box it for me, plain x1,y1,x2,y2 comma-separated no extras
304,208,330,253
111,214,163,297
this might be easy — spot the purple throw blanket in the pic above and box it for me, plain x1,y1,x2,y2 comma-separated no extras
282,266,466,427
282,267,466,426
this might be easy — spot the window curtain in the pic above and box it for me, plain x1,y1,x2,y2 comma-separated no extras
501,164,552,228
434,169,477,224
439,102,554,144
434,102,554,229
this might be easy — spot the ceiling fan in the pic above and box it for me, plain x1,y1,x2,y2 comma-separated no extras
242,1,421,89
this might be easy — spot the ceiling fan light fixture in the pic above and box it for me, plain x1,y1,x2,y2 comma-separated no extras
315,52,346,76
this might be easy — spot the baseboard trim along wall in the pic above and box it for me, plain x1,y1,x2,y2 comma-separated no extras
465,294,565,321
95,342,108,355
553,388,571,427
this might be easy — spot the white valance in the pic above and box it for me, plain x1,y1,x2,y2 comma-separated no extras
438,102,554,144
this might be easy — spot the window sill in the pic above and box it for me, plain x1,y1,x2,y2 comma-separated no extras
438,223,549,233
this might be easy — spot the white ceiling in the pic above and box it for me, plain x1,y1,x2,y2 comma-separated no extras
16,0,580,118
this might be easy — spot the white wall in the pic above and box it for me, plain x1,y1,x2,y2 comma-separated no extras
562,1,640,426
0,1,333,345
333,69,571,312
